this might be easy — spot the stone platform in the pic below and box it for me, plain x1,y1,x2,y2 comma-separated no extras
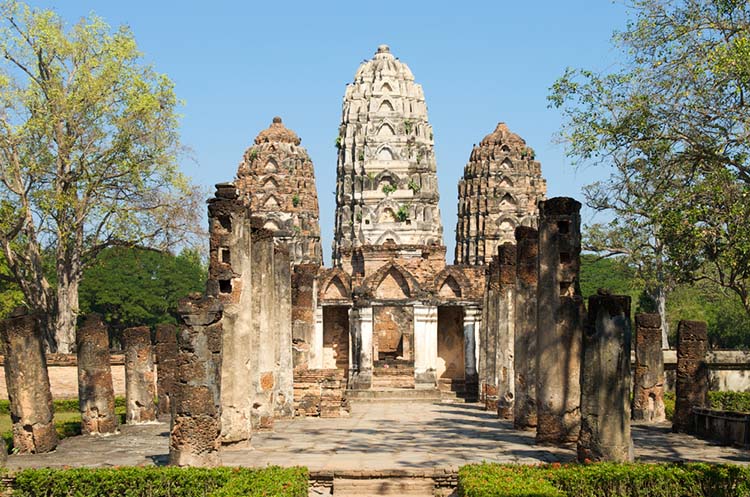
7,402,748,471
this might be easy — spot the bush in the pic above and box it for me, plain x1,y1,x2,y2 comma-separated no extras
709,391,750,413
458,463,750,497
12,466,308,497
663,391,675,421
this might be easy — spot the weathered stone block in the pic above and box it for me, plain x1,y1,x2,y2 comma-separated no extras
632,313,666,423
77,313,118,435
123,326,157,424
514,226,538,430
155,323,178,417
673,320,709,433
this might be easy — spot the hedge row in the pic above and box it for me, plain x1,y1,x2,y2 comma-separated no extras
709,391,750,413
458,463,750,497
12,466,308,497
0,397,127,415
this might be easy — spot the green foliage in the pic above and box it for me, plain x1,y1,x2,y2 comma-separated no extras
12,466,308,497
335,135,342,149
407,180,421,193
396,205,409,222
78,247,205,332
404,120,412,134
249,149,259,161
663,391,675,421
709,391,750,413
381,184,397,195
0,253,23,320
580,254,638,301
358,150,365,162
458,463,750,497
292,194,300,207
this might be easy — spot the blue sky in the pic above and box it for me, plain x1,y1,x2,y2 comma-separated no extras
34,1,629,264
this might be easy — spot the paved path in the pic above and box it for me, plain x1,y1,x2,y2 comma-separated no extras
8,401,749,470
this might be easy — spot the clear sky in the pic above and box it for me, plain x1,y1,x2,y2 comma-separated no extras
33,0,629,264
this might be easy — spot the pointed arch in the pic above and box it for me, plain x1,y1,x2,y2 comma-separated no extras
318,268,352,302
376,146,395,161
433,267,472,301
264,158,279,173
499,193,517,208
377,122,395,137
378,99,394,112
438,275,462,298
498,176,514,188
363,262,421,301
263,194,280,209
380,82,394,93
262,176,279,190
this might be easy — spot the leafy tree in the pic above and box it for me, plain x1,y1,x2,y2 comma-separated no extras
0,2,204,351
549,0,750,346
78,247,205,342
0,253,22,318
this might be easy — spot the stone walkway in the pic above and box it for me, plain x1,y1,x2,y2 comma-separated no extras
7,401,749,470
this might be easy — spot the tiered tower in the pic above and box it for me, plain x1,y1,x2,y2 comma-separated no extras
454,123,546,265
235,117,322,265
332,45,443,265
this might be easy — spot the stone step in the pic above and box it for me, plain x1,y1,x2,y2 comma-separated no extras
346,388,442,402
333,477,434,496
372,368,415,376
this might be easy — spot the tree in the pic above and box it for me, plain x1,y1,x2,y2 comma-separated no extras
549,0,750,345
0,2,204,351
79,247,205,344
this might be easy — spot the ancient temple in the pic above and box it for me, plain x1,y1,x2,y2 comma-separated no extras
454,123,546,265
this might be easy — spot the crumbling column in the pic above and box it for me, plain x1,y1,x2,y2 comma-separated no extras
514,226,538,430
292,263,319,370
463,306,481,402
170,296,223,466
578,293,633,462
274,241,294,418
349,306,373,389
77,313,117,435
496,243,516,419
312,306,324,369
673,320,710,433
479,258,499,405
123,326,157,423
414,304,438,389
632,313,666,423
536,197,584,445
0,310,58,453
155,323,178,417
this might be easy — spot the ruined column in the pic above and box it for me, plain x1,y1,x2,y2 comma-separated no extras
514,226,538,430
463,307,481,402
155,323,178,417
312,306,324,369
0,310,58,453
495,243,516,419
478,259,499,405
578,293,633,462
274,241,294,418
349,306,373,389
673,320,710,434
632,313,666,423
170,296,223,466
414,304,438,389
536,197,584,445
77,313,117,435
292,263,319,370
252,231,278,430
123,326,157,423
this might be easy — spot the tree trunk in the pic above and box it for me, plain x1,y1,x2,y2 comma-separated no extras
656,286,669,349
54,264,79,354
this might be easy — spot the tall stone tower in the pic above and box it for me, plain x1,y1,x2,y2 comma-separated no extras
234,117,322,266
332,45,443,265
454,123,546,265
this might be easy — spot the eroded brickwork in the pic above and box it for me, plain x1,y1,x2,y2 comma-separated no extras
293,369,350,418
673,320,709,433
77,314,117,434
455,123,546,265
0,310,58,453
155,323,178,417
123,326,157,423
514,226,538,430
632,313,666,423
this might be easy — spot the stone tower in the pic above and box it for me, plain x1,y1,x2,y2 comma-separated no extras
454,123,546,265
332,45,443,265
235,117,322,265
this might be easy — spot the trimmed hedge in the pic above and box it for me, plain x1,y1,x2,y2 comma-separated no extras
12,466,308,497
0,397,127,415
458,463,750,497
709,391,750,413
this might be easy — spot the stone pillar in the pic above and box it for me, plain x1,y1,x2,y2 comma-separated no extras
155,323,178,417
496,243,516,419
632,313,666,423
536,197,584,445
77,313,117,435
292,263,319,370
478,259,498,404
578,293,633,462
123,326,157,424
349,306,373,389
274,242,294,418
463,307,481,402
514,226,538,430
0,310,58,453
311,306,324,369
414,304,438,389
170,296,223,466
673,320,709,434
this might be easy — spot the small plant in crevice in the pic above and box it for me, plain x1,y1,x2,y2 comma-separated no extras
408,180,421,193
404,120,413,134
396,205,409,222
249,149,259,161
291,194,300,207
382,184,397,196
358,151,365,162
335,135,342,149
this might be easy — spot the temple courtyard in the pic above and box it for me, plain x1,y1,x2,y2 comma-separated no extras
7,401,747,471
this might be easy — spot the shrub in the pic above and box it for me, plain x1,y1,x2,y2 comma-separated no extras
458,463,750,497
709,391,750,413
663,391,675,421
12,466,308,497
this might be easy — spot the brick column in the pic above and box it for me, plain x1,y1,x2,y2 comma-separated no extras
673,320,709,433
536,197,584,445
514,226,538,430
155,323,178,417
632,314,666,422
170,296,223,466
77,313,117,434
578,294,633,462
0,310,57,453
123,326,157,423
349,306,373,389
495,243,516,419
463,306,481,402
